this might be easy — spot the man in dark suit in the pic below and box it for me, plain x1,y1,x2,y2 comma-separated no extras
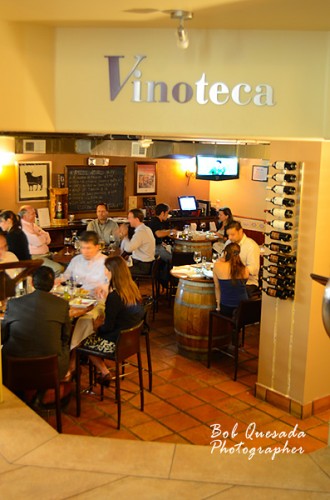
1,266,71,383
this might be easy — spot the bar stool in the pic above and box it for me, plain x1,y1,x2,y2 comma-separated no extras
75,320,145,430
208,298,262,380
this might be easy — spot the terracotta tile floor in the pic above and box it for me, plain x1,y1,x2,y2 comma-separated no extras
44,292,328,453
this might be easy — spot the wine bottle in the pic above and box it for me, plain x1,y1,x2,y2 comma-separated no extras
271,161,297,171
265,197,295,207
264,253,297,265
268,173,297,183
267,220,293,231
262,287,292,299
264,264,296,277
264,242,292,254
264,208,293,219
262,276,295,288
266,185,296,195
264,231,292,242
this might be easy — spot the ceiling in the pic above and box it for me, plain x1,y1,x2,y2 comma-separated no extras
1,0,330,31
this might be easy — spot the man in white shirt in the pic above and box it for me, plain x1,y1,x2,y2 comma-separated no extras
87,203,119,247
119,209,155,276
19,205,63,277
225,221,260,297
57,231,107,292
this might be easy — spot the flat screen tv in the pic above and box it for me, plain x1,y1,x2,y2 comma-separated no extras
196,155,239,181
178,195,198,211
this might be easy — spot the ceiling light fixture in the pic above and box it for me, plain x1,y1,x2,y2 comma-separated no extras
170,10,193,49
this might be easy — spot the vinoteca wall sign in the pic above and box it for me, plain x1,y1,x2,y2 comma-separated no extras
105,55,275,107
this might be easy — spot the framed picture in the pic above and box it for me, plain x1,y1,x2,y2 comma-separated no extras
17,161,51,202
252,164,269,182
134,161,157,195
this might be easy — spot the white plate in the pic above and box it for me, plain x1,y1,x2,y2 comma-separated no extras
69,298,96,308
202,268,214,278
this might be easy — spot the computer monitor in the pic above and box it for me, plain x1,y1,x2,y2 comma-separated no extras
178,196,198,211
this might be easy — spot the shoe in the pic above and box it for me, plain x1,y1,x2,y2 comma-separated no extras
96,373,111,387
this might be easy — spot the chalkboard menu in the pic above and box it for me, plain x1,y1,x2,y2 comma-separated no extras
67,166,126,212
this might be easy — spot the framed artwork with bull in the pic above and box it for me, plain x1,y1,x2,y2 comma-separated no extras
17,161,51,201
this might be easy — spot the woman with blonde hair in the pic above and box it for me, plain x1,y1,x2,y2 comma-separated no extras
213,242,249,317
84,255,145,386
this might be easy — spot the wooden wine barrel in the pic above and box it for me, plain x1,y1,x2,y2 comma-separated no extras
174,278,216,359
173,238,213,260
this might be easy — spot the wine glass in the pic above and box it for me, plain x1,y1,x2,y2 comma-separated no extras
193,251,202,266
212,252,218,264
64,236,71,255
109,236,116,253
200,222,207,232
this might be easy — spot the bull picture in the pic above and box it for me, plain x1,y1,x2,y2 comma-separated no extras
24,171,43,191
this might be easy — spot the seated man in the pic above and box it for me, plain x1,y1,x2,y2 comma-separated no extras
87,202,119,247
148,203,176,263
19,205,63,277
1,266,71,382
119,209,155,276
225,221,261,297
57,230,107,292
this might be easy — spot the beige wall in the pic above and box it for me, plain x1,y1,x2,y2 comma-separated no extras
0,22,55,131
0,22,329,140
55,28,329,139
209,158,268,220
258,140,330,405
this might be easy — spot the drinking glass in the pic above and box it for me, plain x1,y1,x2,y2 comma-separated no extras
64,236,71,255
212,252,218,264
99,240,105,252
108,236,116,253
193,251,202,265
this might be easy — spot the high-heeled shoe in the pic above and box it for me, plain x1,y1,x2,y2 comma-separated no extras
96,373,111,387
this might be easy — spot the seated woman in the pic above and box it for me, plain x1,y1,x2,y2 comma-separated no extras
213,242,249,318
213,207,234,255
0,210,31,260
83,255,145,386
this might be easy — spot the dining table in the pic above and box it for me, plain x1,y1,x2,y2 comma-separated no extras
171,263,216,360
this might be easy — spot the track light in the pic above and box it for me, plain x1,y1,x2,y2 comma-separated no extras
170,10,193,50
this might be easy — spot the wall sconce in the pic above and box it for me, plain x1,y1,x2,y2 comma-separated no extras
170,10,193,49
185,169,195,186
0,136,15,173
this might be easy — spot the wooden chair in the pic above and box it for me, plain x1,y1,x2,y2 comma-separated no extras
168,251,195,305
5,354,62,432
0,259,43,300
133,257,161,319
75,320,145,430
208,298,262,380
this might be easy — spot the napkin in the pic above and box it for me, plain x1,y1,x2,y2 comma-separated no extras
190,223,197,231
209,221,217,232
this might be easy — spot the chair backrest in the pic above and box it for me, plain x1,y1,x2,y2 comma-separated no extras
0,259,43,300
151,256,161,278
171,251,195,267
115,320,144,362
236,298,262,330
5,354,60,392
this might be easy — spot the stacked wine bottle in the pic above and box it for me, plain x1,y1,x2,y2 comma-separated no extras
263,160,300,300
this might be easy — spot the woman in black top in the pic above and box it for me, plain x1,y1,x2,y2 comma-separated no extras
216,207,234,242
84,255,145,386
0,210,30,260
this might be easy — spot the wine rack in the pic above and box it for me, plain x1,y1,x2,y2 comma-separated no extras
262,161,301,300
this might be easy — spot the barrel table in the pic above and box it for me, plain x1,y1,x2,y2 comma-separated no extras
173,235,218,260
173,273,216,360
